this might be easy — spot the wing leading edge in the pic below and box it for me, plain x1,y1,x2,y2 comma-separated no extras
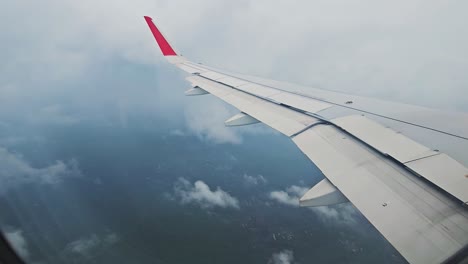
143,16,468,264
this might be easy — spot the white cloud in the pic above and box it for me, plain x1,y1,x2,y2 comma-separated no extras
4,229,29,259
286,186,308,196
173,178,240,209
243,174,267,185
269,191,299,207
184,100,243,144
269,250,295,264
269,184,357,224
169,129,186,136
0,147,80,194
184,98,277,144
269,185,308,207
309,204,358,225
66,233,120,257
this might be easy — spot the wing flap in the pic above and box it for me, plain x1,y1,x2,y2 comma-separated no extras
187,64,333,114
293,124,468,264
178,64,202,74
267,92,331,113
333,115,438,162
216,76,248,87
235,83,281,98
332,115,468,203
405,154,468,203
200,71,226,80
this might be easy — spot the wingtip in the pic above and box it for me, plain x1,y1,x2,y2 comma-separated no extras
143,16,177,56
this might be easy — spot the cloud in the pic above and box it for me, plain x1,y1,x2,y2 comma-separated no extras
243,174,267,185
169,129,186,136
28,105,79,126
67,234,100,256
309,203,358,225
173,178,240,209
286,186,308,196
184,98,277,144
269,184,357,224
184,100,243,144
0,147,80,194
268,250,295,264
183,96,275,144
4,229,29,259
269,191,298,207
4,0,464,149
66,233,120,258
0,0,467,130
269,185,308,207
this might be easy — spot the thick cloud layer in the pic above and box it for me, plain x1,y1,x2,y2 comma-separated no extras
1,0,467,145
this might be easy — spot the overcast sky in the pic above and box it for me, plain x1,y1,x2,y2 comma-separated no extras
2,0,468,112
1,0,468,145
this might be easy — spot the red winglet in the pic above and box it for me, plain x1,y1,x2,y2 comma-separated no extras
144,16,177,56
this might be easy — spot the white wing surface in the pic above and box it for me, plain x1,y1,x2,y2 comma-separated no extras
144,16,468,264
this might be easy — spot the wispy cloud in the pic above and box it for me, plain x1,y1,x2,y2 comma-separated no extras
169,129,186,137
173,178,240,209
269,185,308,207
4,229,29,259
268,249,295,264
243,174,267,186
0,147,81,194
28,104,79,126
66,233,120,258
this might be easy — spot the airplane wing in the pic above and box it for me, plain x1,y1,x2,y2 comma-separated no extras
143,16,468,264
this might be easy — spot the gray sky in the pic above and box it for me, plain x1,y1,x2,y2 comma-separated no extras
1,0,467,141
